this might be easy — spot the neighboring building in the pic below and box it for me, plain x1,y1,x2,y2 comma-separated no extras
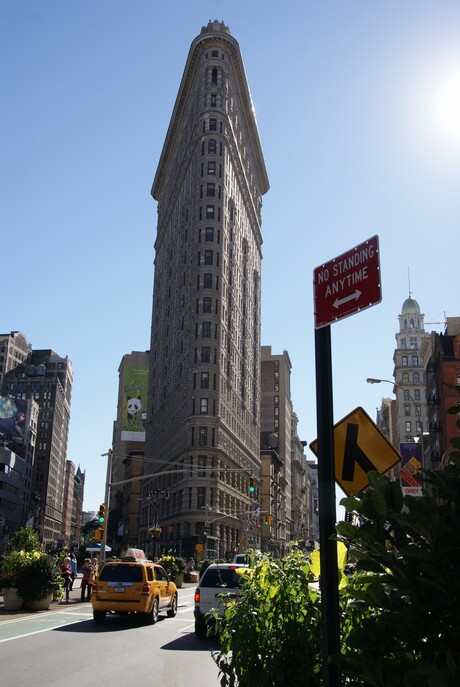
425,317,460,466
259,347,315,553
2,348,73,548
0,331,32,388
72,466,85,548
110,351,149,552
393,295,429,448
144,21,269,561
259,347,290,553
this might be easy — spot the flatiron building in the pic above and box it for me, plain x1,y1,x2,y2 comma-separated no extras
144,21,269,559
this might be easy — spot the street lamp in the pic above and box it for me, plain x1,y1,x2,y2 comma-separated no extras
366,377,421,435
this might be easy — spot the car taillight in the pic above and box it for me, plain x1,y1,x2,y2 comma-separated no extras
194,588,200,603
142,583,150,595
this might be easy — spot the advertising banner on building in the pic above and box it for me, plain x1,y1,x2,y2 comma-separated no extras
0,396,27,444
400,442,423,497
121,365,148,442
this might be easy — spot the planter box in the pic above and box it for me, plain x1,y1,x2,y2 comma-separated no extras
3,587,23,611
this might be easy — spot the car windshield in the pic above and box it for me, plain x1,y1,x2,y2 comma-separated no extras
201,567,243,589
99,564,143,583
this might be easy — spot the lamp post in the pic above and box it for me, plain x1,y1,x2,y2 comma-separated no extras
366,377,428,495
366,377,422,440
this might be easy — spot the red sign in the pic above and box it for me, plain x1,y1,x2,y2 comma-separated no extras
314,235,381,328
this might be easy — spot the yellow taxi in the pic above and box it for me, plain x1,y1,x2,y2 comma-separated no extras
91,549,178,624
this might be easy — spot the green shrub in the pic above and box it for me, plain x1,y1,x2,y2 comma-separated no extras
335,464,460,687
212,547,323,687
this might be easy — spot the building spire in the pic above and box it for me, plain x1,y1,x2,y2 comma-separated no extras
408,266,411,298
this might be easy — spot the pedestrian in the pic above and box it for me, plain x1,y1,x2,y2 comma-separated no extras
60,556,73,602
80,558,94,602
69,554,77,590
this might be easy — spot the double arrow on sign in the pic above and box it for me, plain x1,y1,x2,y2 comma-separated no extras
310,407,401,496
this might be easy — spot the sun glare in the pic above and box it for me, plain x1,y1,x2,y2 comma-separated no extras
437,71,460,140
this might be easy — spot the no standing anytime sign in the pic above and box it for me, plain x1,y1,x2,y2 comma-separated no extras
314,235,382,329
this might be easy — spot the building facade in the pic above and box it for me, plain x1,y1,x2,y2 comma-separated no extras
1,347,73,548
425,317,460,465
110,351,149,553
393,295,429,445
144,21,269,560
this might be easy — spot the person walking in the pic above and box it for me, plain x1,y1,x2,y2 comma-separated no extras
69,554,77,590
80,558,94,602
60,557,73,603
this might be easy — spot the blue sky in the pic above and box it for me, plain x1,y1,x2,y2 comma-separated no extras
1,1,459,514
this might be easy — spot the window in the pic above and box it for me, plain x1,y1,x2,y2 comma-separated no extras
200,399,208,414
199,427,208,446
211,68,218,84
402,356,408,366
405,421,411,433
200,372,209,388
404,405,411,417
203,273,212,288
211,94,216,107
203,297,212,313
414,389,420,400
205,227,214,242
206,205,215,219
412,355,419,366
201,347,210,363
413,372,420,383
402,373,409,383
207,161,216,175
208,139,216,154
202,322,211,337
204,250,213,265
209,118,217,131
207,183,215,197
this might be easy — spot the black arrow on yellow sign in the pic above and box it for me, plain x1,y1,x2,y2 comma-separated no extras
309,406,402,497
341,423,376,482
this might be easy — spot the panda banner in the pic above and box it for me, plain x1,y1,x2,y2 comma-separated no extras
121,364,149,441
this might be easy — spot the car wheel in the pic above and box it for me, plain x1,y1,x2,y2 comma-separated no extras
93,610,106,623
145,596,159,625
167,592,178,618
195,619,207,639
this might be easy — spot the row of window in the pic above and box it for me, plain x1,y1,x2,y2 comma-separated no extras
401,355,419,366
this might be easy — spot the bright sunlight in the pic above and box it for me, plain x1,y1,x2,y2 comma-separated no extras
437,70,460,140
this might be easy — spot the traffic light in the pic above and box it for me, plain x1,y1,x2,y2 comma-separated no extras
98,503,106,525
264,515,272,526
249,477,255,493
94,528,103,541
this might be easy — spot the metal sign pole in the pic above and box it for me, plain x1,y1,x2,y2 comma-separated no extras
314,325,340,687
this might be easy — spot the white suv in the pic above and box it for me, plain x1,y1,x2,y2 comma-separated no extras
194,563,246,638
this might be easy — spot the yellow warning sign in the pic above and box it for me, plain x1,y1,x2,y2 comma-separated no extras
309,406,401,496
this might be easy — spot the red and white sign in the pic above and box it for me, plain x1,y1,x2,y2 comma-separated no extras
314,235,381,328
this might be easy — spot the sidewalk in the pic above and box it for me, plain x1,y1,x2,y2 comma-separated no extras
0,578,197,622
0,575,87,621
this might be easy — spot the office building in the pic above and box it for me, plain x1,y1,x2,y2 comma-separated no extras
2,347,73,548
144,21,269,560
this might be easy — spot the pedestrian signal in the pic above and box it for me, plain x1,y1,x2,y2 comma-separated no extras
94,528,103,541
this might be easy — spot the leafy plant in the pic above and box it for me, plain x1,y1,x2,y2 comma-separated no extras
212,547,323,687
9,526,41,552
0,549,38,591
157,555,185,578
335,465,460,687
15,553,63,604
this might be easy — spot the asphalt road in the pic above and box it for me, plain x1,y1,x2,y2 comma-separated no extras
0,583,221,687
